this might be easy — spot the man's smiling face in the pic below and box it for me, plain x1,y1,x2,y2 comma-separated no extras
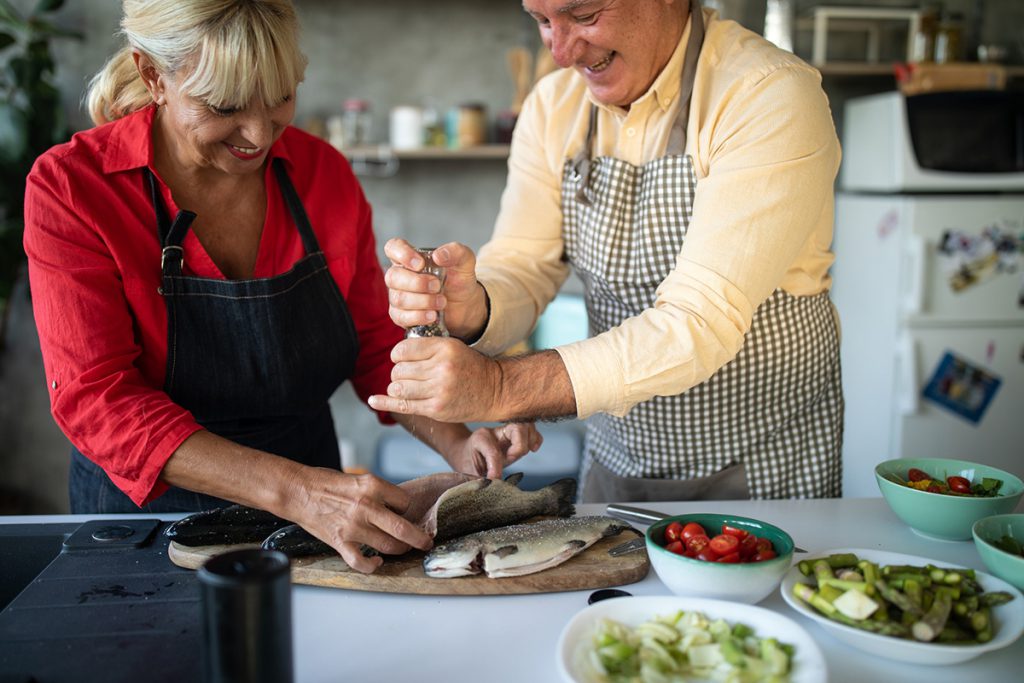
523,0,688,107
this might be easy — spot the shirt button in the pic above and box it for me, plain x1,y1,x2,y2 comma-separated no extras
50,380,57,390
626,127,636,137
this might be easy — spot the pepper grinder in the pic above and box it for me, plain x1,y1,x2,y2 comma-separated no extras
406,247,450,338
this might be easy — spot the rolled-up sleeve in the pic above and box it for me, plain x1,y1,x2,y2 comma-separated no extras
24,155,202,506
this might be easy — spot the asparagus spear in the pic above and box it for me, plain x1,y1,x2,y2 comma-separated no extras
874,579,923,617
912,588,952,641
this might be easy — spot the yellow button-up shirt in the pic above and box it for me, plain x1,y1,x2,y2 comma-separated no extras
474,9,841,419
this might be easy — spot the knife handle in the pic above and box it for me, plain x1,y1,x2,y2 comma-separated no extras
604,504,667,525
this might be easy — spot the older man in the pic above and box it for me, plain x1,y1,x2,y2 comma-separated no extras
370,0,843,503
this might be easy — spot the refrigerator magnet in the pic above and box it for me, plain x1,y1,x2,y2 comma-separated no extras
921,351,1002,425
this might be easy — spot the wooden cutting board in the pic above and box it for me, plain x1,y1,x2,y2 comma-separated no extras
168,533,649,596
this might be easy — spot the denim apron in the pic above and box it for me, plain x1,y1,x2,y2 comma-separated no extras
69,157,359,513
567,1,843,503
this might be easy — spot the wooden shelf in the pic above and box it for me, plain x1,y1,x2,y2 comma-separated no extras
342,144,510,161
816,62,1024,78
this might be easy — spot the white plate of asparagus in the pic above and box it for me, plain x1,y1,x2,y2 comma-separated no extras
781,547,1024,665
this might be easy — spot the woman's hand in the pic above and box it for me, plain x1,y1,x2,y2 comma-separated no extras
383,238,489,340
446,422,544,479
283,467,433,574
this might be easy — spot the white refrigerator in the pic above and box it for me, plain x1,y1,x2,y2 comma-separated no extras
831,193,1024,497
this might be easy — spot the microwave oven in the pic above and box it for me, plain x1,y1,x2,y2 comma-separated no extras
840,90,1024,193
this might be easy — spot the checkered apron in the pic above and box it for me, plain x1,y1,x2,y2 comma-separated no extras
564,2,843,501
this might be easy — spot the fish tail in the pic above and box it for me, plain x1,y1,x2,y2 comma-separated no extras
547,477,577,517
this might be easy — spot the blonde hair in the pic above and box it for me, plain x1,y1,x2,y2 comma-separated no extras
87,0,307,125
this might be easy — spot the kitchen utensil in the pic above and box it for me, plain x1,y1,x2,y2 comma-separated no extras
198,548,293,683
405,247,449,338
605,504,807,553
506,46,533,114
587,588,632,604
169,531,649,596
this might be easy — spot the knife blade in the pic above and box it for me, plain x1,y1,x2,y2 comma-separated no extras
604,504,808,554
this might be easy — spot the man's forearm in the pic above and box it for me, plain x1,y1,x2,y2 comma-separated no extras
495,349,577,422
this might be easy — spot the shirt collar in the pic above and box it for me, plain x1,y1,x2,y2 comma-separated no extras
584,6,693,116
99,103,295,174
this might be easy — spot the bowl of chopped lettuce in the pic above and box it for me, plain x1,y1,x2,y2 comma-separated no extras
875,458,1023,541
973,514,1024,592
556,595,827,683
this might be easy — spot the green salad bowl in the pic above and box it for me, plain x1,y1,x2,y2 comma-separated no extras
973,514,1024,591
875,458,1024,541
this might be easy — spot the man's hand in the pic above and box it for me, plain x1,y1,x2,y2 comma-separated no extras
369,337,503,423
383,239,489,340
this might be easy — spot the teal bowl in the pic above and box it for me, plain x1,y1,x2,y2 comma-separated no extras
875,458,1024,541
973,514,1024,591
645,513,794,604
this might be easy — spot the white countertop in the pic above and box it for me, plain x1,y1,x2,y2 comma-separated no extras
6,497,1024,682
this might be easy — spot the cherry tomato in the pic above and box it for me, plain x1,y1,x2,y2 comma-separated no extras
683,549,698,558
927,483,943,493
738,534,759,559
947,476,972,494
908,468,930,482
687,534,711,554
681,522,707,541
665,540,685,555
717,552,741,563
664,521,684,543
696,548,720,562
708,534,740,556
753,549,777,562
721,524,748,539
754,537,774,553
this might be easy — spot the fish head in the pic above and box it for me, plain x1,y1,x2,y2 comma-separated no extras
422,543,483,578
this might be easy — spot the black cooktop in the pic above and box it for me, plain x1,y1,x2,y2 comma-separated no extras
0,519,201,683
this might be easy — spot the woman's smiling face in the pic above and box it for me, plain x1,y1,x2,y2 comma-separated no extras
139,53,296,177
524,0,688,107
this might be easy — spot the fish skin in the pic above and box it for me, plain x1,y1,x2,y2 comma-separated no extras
164,504,289,547
168,472,576,561
423,515,636,579
425,473,577,544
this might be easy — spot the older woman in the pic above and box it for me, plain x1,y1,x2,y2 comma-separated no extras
23,0,539,573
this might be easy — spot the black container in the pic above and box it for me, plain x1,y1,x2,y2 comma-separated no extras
198,548,293,683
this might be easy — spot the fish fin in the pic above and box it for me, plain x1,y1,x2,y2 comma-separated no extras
492,544,519,558
548,478,578,517
601,522,634,538
504,472,525,487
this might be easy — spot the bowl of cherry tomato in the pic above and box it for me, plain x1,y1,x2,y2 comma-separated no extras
645,513,795,605
875,457,1024,541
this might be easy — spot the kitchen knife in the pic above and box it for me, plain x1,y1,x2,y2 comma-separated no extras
605,504,807,554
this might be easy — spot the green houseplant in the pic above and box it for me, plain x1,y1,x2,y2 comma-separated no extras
0,0,80,349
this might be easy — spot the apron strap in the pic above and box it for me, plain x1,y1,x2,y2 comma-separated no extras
146,167,196,277
667,0,706,156
272,157,322,256
571,0,706,202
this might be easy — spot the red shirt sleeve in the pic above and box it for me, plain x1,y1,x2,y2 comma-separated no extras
24,147,202,507
23,116,402,507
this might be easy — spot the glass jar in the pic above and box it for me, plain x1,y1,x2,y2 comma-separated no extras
911,3,941,63
934,12,964,64
340,98,372,148
446,103,486,149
